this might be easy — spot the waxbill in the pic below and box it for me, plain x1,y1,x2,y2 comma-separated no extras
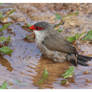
29,21,92,66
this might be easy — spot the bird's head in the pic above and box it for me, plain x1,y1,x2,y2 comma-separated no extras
29,21,52,32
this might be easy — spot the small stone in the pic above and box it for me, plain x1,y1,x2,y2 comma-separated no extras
83,70,89,74
85,79,91,83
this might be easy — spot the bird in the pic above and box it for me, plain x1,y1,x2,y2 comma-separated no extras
29,21,92,66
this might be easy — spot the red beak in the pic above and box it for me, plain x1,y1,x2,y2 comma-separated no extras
29,25,36,30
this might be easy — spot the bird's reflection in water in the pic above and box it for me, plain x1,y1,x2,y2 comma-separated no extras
33,56,74,88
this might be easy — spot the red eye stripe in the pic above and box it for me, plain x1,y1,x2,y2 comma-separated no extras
29,25,36,30
29,25,44,31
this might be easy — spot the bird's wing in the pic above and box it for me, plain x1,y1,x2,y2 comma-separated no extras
43,32,77,54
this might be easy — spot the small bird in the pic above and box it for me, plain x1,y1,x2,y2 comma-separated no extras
29,21,92,66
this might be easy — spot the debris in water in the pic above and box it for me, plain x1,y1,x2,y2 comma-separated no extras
0,81,8,89
62,66,75,79
37,68,49,85
0,46,13,55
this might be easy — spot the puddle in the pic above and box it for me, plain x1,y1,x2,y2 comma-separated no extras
0,3,92,89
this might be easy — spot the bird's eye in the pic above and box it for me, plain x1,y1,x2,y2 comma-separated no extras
36,27,39,30
35,26,38,30
35,26,44,30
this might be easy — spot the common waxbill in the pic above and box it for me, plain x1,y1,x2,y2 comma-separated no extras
29,21,92,66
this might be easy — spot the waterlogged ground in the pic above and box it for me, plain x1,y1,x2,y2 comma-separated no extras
0,3,92,89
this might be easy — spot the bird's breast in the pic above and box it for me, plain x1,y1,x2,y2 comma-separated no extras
34,31,46,45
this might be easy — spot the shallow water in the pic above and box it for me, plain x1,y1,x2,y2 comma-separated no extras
0,3,92,89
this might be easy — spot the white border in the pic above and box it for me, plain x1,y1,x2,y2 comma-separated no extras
0,0,92,3
0,89,92,92
0,1,92,92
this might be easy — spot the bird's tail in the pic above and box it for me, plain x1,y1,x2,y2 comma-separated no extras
66,54,92,66
77,55,92,66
